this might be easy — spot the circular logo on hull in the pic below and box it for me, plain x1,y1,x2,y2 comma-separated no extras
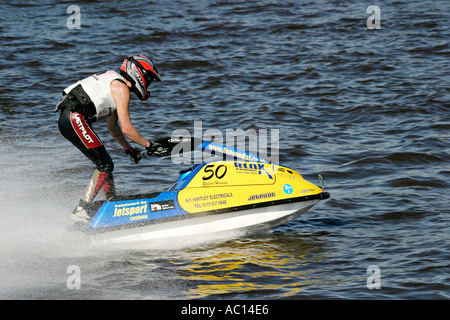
283,184,293,194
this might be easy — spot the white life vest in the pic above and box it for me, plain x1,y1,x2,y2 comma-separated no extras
63,71,126,121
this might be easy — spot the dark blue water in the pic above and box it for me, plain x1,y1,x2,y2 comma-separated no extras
0,1,448,300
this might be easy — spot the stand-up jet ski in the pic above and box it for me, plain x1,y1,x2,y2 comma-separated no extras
79,139,330,247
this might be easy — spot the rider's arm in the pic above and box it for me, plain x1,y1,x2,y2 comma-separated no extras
106,112,132,151
110,80,151,148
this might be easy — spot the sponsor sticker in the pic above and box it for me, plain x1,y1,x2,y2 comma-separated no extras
234,162,273,179
247,192,276,201
113,201,148,217
283,184,293,195
150,200,176,212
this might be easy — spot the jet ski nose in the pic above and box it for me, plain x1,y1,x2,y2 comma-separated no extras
319,192,330,200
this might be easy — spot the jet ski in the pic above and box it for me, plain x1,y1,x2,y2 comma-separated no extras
79,139,330,247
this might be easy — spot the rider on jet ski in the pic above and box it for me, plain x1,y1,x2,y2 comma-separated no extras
55,55,163,223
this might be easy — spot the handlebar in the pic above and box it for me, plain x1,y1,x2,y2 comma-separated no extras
136,147,172,161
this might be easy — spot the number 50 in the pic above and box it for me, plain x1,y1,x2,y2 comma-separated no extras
202,164,227,180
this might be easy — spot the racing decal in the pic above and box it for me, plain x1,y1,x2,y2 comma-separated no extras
184,162,276,189
178,190,234,212
283,184,293,194
234,162,273,179
247,192,276,201
112,201,149,222
70,112,102,148
201,164,229,186
202,164,227,180
89,192,189,228
150,200,175,212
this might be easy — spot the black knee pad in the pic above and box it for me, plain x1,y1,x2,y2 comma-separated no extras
97,158,114,174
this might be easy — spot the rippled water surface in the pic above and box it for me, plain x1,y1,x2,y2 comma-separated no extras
0,1,448,300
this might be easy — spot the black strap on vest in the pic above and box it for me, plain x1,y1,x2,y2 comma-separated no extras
54,84,96,120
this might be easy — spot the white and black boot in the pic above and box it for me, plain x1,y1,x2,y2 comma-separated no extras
70,201,91,223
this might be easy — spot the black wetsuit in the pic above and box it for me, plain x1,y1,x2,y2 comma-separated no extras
56,85,115,203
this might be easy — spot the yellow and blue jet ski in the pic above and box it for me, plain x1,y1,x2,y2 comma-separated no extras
82,141,330,246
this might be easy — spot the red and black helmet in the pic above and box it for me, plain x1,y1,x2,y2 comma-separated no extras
119,55,162,101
